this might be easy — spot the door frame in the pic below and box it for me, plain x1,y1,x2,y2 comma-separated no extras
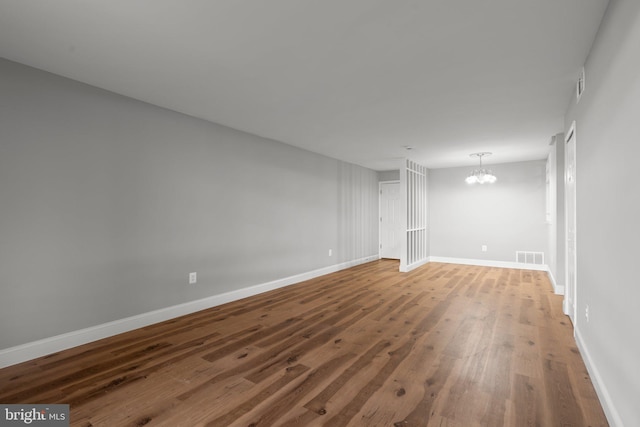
379,180,401,259
564,121,577,323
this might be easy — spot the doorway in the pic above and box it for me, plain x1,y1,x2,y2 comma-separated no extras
379,181,401,259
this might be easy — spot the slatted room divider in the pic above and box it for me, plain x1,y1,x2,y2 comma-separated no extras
400,159,428,272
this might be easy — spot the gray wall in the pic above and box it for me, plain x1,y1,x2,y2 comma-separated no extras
546,133,565,291
0,59,379,349
429,160,547,262
563,0,640,424
377,170,400,182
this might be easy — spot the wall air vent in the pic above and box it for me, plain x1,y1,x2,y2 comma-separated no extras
516,251,544,265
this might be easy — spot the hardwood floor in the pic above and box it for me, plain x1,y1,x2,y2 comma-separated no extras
0,260,608,426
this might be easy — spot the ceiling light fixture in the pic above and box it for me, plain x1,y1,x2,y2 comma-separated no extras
465,152,497,184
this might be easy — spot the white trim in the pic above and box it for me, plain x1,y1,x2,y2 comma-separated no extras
429,256,549,271
0,255,379,369
575,327,623,427
564,121,578,320
546,270,565,295
399,257,429,273
406,167,426,176
406,227,427,232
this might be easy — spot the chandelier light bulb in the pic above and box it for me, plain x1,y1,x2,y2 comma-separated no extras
465,152,497,184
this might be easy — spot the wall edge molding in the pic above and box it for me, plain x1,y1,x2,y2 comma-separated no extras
575,327,624,427
0,255,379,369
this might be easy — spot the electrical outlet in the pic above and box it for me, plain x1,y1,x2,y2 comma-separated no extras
481,245,488,252
328,249,333,256
585,304,589,322
189,272,197,284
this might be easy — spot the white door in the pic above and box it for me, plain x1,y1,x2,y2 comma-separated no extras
565,123,577,323
380,182,402,259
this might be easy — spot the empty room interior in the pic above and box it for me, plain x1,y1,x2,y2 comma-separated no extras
1,1,639,426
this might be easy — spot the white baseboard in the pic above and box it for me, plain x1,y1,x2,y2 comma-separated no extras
546,270,565,295
428,256,549,271
0,255,379,369
399,257,429,273
575,327,623,427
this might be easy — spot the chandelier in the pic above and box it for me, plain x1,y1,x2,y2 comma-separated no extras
465,152,497,184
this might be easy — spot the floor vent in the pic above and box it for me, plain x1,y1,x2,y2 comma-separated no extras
516,251,544,265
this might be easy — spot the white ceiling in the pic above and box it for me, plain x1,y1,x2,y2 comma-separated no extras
0,0,609,170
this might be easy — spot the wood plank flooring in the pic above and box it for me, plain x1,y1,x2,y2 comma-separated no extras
0,260,608,426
